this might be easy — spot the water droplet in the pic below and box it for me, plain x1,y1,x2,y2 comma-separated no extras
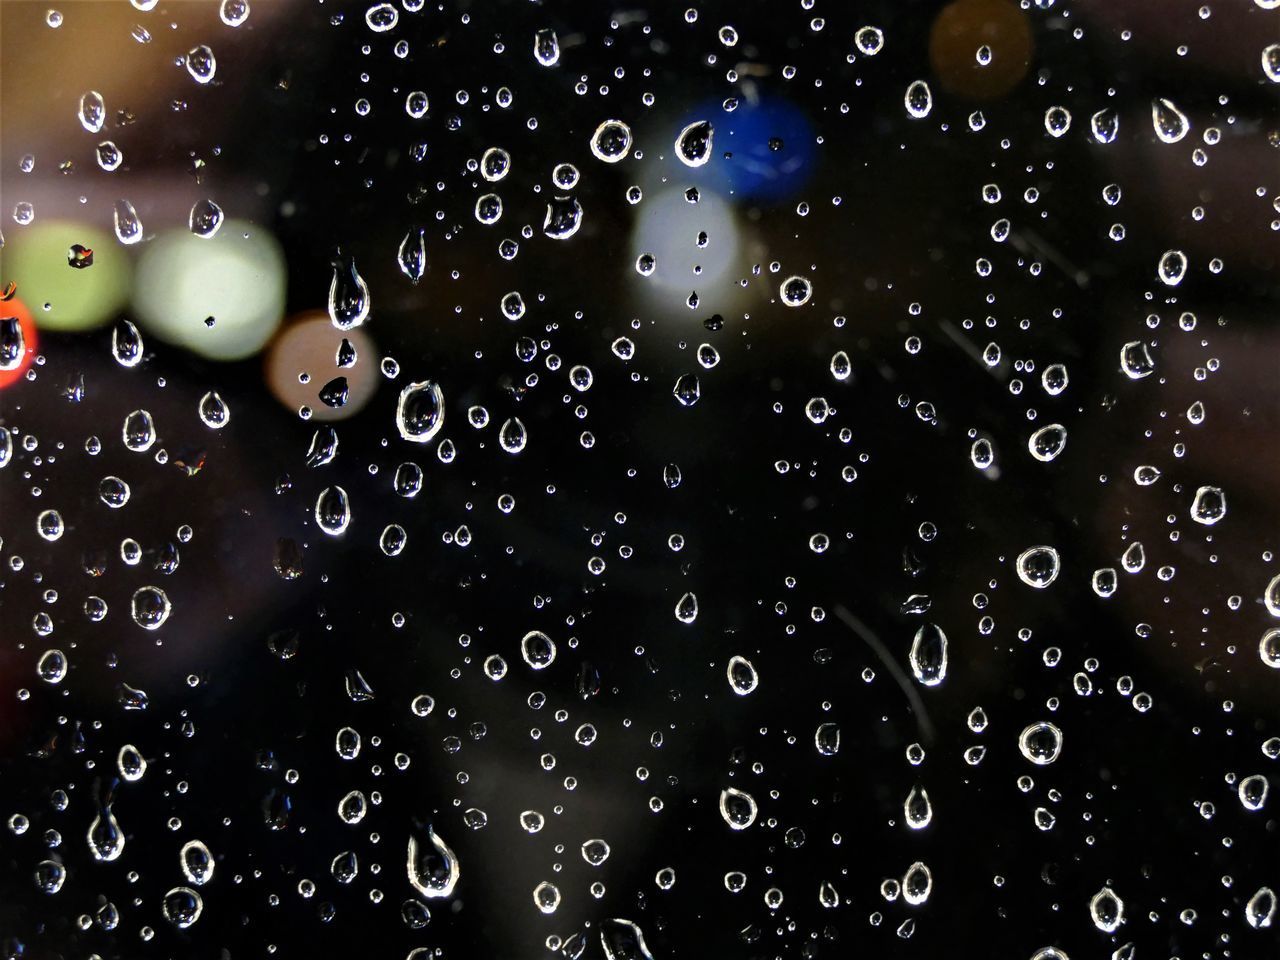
0,317,26,372
1246,886,1277,929
719,787,758,829
902,862,932,905
396,381,445,442
189,199,223,238
328,250,370,329
904,785,932,829
533,27,560,65
481,146,511,182
905,80,932,119
162,886,203,927
118,744,146,781
198,390,230,429
1190,485,1226,525
398,226,427,283
591,119,633,162
1091,107,1119,143
34,860,66,895
407,823,460,898
1090,885,1124,933
542,196,582,239
521,630,556,669
113,199,143,245
1017,545,1060,588
180,840,214,885
498,416,527,453
1018,721,1063,765
1158,249,1187,285
1028,423,1067,462
365,2,398,32
599,919,656,960
37,648,67,683
1119,341,1155,379
815,722,840,756
855,26,884,56
131,586,171,630
219,0,250,27
79,91,105,132
112,320,144,367
1151,97,1189,143
315,486,351,536
533,880,561,914
909,623,948,686
186,45,216,84
780,275,813,306
674,591,698,624
1044,105,1071,138
726,655,758,695
1238,773,1269,811
1264,44,1280,82
675,120,714,167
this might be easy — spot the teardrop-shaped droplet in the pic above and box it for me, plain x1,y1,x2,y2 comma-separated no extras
909,623,948,687
315,485,351,536
162,886,203,928
37,648,68,683
819,881,840,908
674,591,698,624
1119,341,1155,379
1151,97,1189,143
904,784,932,829
79,90,106,132
533,28,560,66
331,850,358,884
1090,885,1124,933
1018,721,1063,765
396,381,445,443
971,437,994,470
338,789,367,824
113,199,143,245
1041,363,1068,395
1246,886,1277,929
87,806,125,862
122,409,157,452
675,120,714,167
498,416,527,453
719,787,758,830
905,80,932,119
1158,249,1187,286
186,44,216,84
1121,541,1145,573
328,251,370,330
398,227,427,283
1017,545,1060,588
180,839,214,885
1028,423,1067,462
407,824,460,898
1260,628,1280,669
726,655,758,695
902,862,932,905
118,744,147,781
521,630,556,669
599,919,656,960
189,199,223,238
1091,107,1119,144
198,390,229,429
112,320,144,367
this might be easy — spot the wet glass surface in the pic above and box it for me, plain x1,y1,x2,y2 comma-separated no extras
1,1,1279,958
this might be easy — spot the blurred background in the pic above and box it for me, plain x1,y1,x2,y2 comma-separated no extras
1,1,1279,958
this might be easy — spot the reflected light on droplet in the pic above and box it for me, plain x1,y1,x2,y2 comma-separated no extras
265,312,378,421
132,219,285,360
929,0,1033,101
0,296,38,389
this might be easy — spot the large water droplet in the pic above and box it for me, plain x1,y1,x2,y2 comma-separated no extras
1016,545,1060,588
186,44,216,84
131,586,171,630
498,416,527,453
1190,485,1226,525
407,823,460,898
162,886,203,928
909,623,948,686
79,91,105,132
675,120,714,167
328,250,370,329
591,119,633,162
113,199,143,245
719,787,758,829
1028,423,1067,462
533,28,560,66
726,655,758,695
674,591,698,624
398,226,427,283
905,80,932,119
1018,721,1063,765
180,839,214,885
396,381,445,442
1090,885,1124,933
315,485,351,536
1151,97,1189,143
